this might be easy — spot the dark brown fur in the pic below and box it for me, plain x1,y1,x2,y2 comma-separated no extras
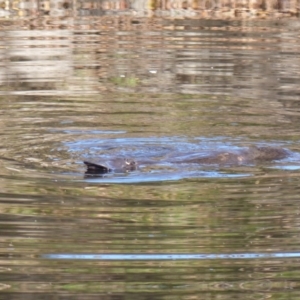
182,146,289,165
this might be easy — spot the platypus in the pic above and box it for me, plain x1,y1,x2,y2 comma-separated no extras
84,146,290,175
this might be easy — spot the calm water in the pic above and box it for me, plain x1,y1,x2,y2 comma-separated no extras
1,8,300,299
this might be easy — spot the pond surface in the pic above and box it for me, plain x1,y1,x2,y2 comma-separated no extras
1,9,300,300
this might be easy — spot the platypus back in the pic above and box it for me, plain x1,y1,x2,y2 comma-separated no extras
177,146,289,166
249,146,289,161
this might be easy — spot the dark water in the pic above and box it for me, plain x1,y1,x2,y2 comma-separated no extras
1,8,300,299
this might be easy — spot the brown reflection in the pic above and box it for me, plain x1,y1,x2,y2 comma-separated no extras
0,0,298,18
1,16,300,106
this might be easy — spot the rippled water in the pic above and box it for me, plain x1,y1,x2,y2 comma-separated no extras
1,10,300,299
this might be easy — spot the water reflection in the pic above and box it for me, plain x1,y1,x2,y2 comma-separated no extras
0,16,300,107
0,0,299,18
44,252,300,260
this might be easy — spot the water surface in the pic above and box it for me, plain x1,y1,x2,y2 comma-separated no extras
0,10,300,300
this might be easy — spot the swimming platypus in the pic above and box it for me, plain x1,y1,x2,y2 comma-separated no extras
84,146,290,175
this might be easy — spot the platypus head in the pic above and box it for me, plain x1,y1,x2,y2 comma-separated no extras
123,159,137,171
84,158,137,174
